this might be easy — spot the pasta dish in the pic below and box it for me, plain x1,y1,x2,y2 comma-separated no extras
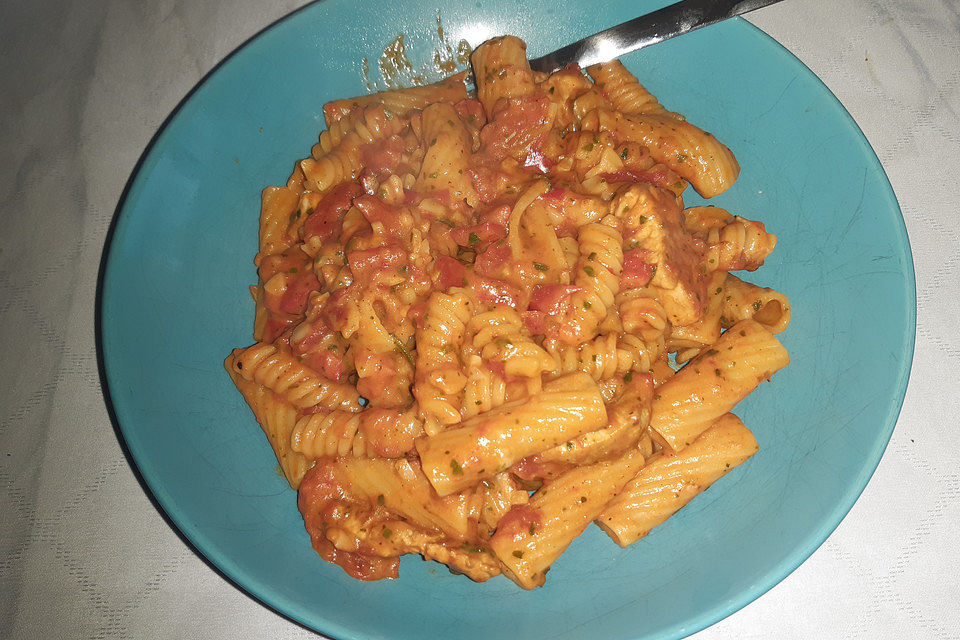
225,35,790,588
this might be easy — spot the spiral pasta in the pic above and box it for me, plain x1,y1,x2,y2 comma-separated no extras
300,105,406,193
232,343,362,412
291,411,368,459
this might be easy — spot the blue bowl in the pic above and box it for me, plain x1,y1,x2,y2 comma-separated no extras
99,1,915,638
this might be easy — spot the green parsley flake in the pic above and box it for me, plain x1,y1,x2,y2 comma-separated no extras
533,262,549,271
392,335,415,368
583,265,596,277
468,232,480,246
450,459,464,475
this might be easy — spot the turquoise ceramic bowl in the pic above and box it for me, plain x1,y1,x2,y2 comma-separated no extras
99,1,915,638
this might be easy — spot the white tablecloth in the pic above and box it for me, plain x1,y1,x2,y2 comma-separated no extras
2,0,957,637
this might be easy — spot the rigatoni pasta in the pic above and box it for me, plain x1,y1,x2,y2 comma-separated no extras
227,35,790,588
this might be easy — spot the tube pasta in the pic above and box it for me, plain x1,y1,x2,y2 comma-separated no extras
416,373,607,496
416,103,479,206
649,320,789,453
597,413,758,547
323,71,469,123
598,108,740,197
470,35,536,115
490,447,647,588
586,60,672,117
227,35,790,588
721,274,791,334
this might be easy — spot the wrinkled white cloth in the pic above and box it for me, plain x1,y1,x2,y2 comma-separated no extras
1,0,957,638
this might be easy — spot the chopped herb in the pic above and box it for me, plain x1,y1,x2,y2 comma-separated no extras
462,277,469,287
288,267,298,274
739,329,747,336
512,550,525,558
638,215,648,225
587,252,597,261
624,371,634,382
579,496,587,503
753,300,763,311
377,494,385,505
392,334,416,368
549,86,555,94
714,368,722,376
382,527,393,538
676,152,688,162
438,217,456,228
528,523,537,535
620,148,629,159
398,265,408,274
583,301,592,309
450,459,464,475
704,349,718,357
583,265,596,277
429,172,439,179
584,143,595,152
468,232,481,246
533,261,550,271
468,114,476,123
